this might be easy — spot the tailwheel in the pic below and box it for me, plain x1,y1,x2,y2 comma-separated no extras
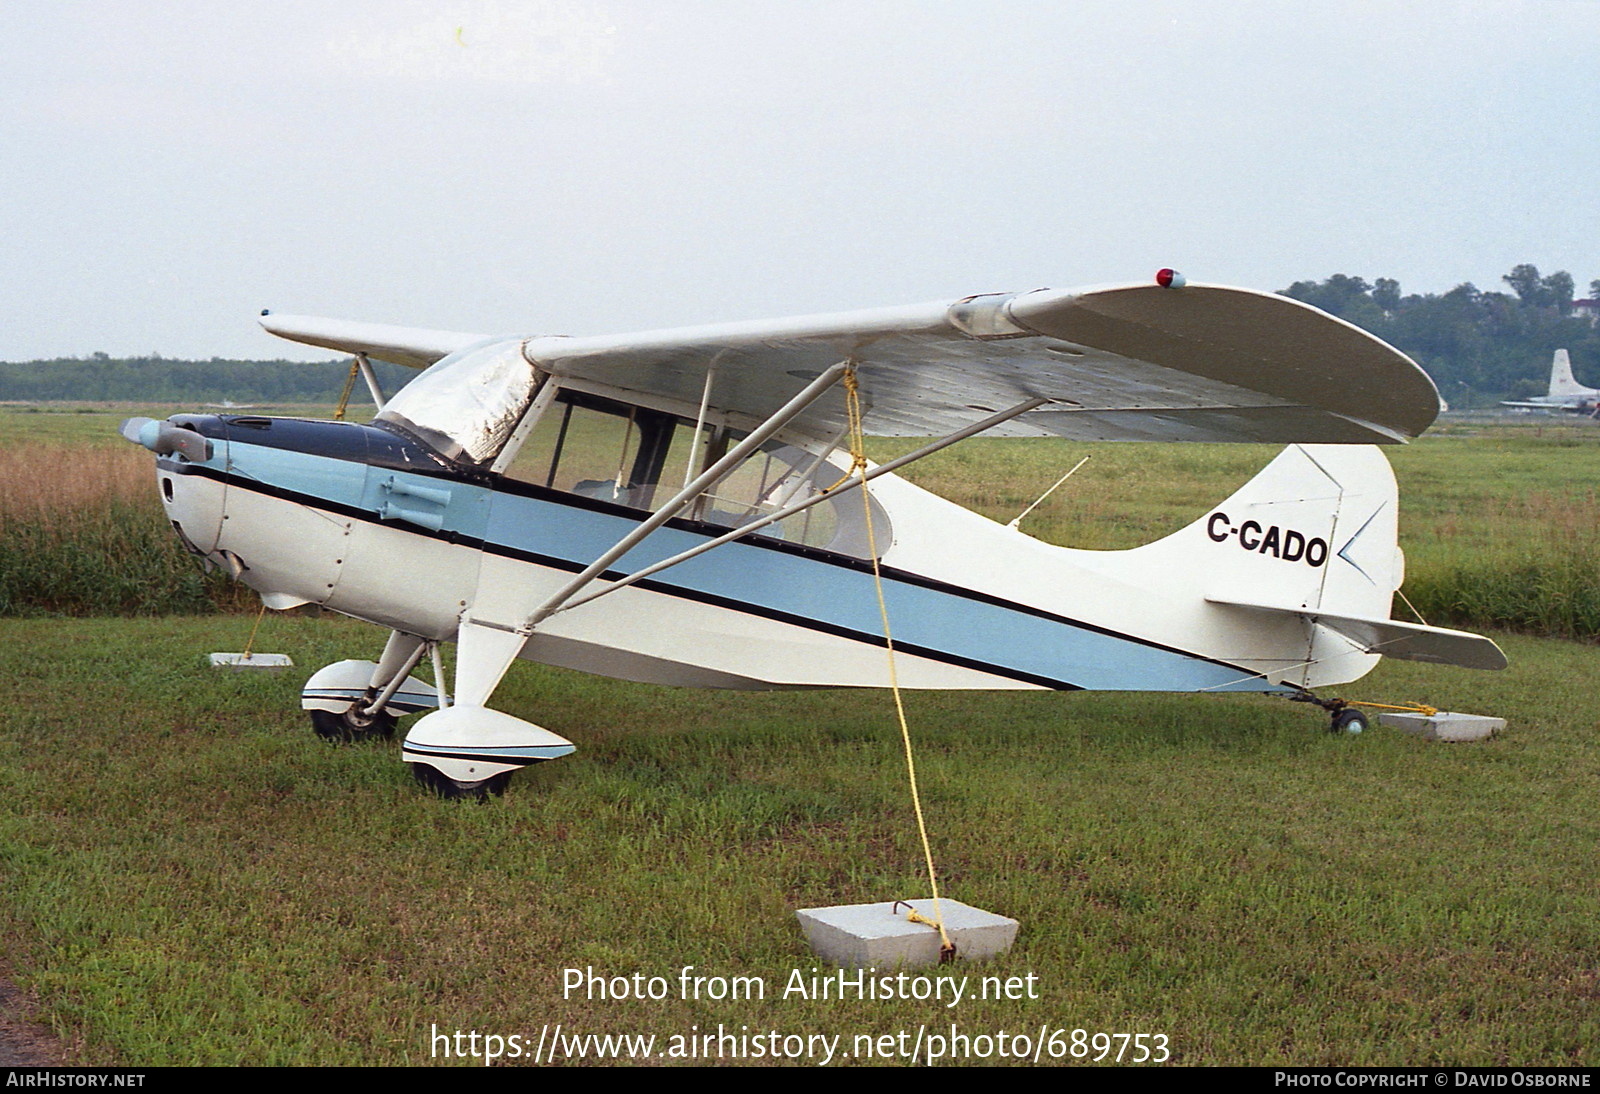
408,762,513,801
1330,708,1369,736
1290,692,1370,737
310,703,398,743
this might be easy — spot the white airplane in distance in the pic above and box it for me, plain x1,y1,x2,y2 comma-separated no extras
1502,350,1600,416
121,273,1507,799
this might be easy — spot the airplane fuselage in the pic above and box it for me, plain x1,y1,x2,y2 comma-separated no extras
155,412,1398,699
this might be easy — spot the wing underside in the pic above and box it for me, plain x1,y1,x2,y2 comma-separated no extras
261,282,1443,444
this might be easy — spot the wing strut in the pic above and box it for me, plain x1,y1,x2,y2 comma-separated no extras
553,395,1051,616
682,355,721,488
513,360,854,632
355,353,387,410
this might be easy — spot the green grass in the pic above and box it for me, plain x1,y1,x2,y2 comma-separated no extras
1,615,1597,1066
0,404,334,616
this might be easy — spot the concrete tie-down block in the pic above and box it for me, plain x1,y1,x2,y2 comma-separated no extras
1378,711,1504,742
795,899,1018,969
208,652,294,670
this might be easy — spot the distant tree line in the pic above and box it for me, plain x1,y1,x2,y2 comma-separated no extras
0,355,414,404
1281,264,1600,407
3,266,1596,407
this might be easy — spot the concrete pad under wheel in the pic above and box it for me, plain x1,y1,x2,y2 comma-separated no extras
1378,711,1504,742
795,899,1018,969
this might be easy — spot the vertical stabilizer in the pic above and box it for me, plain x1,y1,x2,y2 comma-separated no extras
1169,444,1402,625
1547,349,1595,399
1084,445,1403,687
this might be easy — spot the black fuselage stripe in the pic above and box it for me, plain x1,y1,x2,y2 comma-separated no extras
170,458,1255,688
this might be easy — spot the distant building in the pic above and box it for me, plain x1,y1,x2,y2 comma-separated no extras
1574,299,1600,325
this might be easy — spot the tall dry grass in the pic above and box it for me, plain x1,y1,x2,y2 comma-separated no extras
1402,489,1600,639
0,444,248,615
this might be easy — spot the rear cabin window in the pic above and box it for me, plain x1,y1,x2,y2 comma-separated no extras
500,390,876,556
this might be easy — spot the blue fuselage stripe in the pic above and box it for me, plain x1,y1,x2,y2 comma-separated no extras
205,440,1282,693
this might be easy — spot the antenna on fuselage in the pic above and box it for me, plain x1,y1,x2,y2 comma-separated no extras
1006,456,1089,530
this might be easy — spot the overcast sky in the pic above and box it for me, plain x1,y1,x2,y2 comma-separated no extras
3,1,1597,361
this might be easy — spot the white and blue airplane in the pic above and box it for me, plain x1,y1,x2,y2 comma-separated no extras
122,273,1506,797
1502,349,1600,415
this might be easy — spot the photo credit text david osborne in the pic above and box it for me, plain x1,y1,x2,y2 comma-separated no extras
1275,1074,1590,1088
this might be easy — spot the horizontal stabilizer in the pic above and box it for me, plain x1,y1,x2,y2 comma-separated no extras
1207,597,1507,671
1501,400,1595,413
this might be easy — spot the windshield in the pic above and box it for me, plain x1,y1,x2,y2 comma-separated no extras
376,338,537,465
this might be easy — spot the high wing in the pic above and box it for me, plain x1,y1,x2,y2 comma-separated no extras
259,311,490,371
261,281,1442,444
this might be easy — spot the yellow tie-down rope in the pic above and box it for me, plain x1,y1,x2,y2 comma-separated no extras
333,358,361,421
839,366,957,964
240,601,268,661
1344,700,1440,717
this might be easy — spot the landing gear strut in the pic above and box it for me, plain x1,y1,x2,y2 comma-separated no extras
302,632,439,745
302,629,575,800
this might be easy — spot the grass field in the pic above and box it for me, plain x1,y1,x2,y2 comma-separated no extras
1,403,1598,1066
1,618,1596,1066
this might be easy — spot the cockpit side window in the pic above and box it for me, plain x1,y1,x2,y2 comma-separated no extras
499,388,885,557
689,439,842,547
502,390,682,509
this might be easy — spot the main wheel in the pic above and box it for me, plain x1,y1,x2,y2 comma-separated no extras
409,762,513,802
310,704,398,743
1330,708,1369,735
